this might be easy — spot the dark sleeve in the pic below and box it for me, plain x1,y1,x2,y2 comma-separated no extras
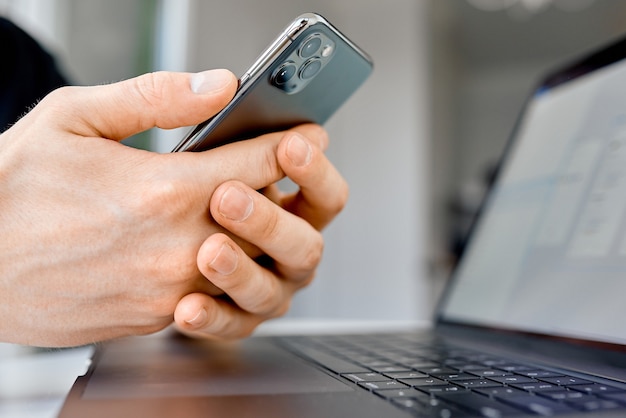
0,17,69,132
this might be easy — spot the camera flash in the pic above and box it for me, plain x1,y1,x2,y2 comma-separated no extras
321,44,334,58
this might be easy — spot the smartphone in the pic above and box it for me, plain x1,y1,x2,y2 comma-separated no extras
172,13,373,152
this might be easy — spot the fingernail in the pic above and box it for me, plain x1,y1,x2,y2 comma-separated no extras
219,186,253,221
185,308,207,327
286,134,312,167
190,69,232,94
209,242,238,275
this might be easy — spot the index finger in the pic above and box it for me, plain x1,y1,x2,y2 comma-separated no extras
276,132,349,230
170,124,328,197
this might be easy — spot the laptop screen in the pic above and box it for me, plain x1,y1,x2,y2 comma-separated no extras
438,39,626,347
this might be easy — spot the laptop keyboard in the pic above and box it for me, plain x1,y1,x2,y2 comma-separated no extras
280,333,626,417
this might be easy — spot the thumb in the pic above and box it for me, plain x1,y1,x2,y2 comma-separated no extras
32,69,237,141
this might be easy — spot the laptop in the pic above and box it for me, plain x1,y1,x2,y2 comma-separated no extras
60,34,626,418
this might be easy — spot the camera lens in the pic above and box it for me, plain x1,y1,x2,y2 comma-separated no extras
299,58,322,80
300,35,322,59
272,62,297,85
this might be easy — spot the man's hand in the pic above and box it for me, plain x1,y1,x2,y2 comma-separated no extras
0,69,346,347
174,125,348,339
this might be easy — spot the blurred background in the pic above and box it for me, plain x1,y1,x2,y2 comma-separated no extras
2,0,626,324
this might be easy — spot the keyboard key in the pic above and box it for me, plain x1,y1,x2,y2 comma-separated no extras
499,394,578,415
417,384,467,394
342,372,390,383
388,356,422,366
430,372,477,381
369,364,412,374
458,364,491,372
540,376,593,386
476,386,527,398
494,364,534,372
481,359,509,367
384,371,429,380
487,376,537,385
601,392,626,405
567,398,624,412
443,359,469,367
509,382,560,392
408,361,441,370
469,369,512,378
516,370,564,378
399,377,447,387
456,379,502,389
360,380,408,391
417,366,459,375
536,390,589,401
568,383,626,395
437,392,525,416
375,388,430,399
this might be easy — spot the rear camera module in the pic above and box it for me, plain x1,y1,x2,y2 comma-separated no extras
270,32,335,94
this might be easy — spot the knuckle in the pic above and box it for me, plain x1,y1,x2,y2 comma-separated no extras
202,306,259,340
308,125,329,148
327,178,349,216
41,85,72,105
133,72,167,106
297,273,316,289
131,176,187,218
249,287,279,317
270,299,292,319
32,86,79,124
127,72,171,130
143,257,196,299
203,303,229,335
131,293,177,328
245,277,284,317
301,232,324,271
159,252,199,287
210,321,232,338
259,207,282,242
263,144,283,180
294,124,328,148
247,298,290,322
